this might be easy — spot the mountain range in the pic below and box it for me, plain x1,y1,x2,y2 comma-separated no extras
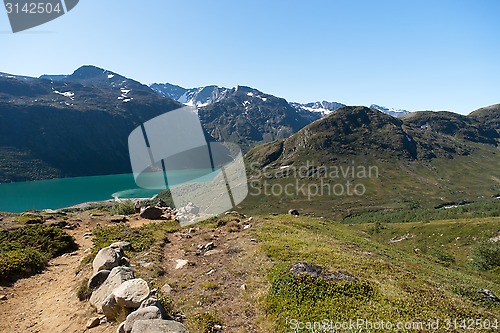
0,65,498,187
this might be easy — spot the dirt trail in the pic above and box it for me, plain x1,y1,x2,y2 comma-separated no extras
0,224,118,333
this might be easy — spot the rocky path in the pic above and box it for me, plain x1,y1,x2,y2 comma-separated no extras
0,227,118,333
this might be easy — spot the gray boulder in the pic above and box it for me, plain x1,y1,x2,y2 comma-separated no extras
140,206,163,220
90,266,134,313
114,278,150,308
93,247,122,273
88,270,111,289
124,306,162,333
131,319,189,333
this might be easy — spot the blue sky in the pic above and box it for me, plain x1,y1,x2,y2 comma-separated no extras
1,0,499,114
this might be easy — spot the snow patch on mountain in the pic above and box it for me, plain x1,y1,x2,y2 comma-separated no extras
370,104,409,117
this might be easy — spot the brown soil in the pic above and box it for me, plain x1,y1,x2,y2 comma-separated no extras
0,214,119,333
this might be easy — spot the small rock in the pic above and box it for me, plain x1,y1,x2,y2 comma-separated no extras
140,206,163,220
250,238,258,243
243,224,251,230
88,270,111,289
83,232,92,238
110,241,132,251
0,294,7,301
131,319,189,333
160,283,172,295
124,306,162,333
240,284,247,291
481,289,500,302
93,247,122,273
204,242,215,251
175,259,189,270
204,249,221,256
288,209,300,216
139,297,168,319
86,316,101,329
114,278,150,308
102,293,120,320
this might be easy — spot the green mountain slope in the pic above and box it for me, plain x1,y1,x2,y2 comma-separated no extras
241,106,500,218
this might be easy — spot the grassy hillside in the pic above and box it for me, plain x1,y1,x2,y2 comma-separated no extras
240,106,500,219
253,215,499,332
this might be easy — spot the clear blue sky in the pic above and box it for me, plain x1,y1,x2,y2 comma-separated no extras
1,0,499,114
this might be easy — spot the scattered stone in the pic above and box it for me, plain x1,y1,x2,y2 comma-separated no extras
124,306,162,333
290,262,357,282
175,259,189,270
240,284,247,291
206,269,216,275
93,247,122,273
88,270,111,289
204,242,215,251
288,209,300,216
131,319,189,333
83,232,92,238
114,278,150,308
110,241,132,251
204,250,221,257
86,316,101,329
213,324,223,331
140,206,163,220
243,224,251,230
90,266,134,313
0,294,7,301
161,283,172,295
250,238,258,243
481,289,500,302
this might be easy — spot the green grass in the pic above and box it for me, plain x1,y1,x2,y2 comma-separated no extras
0,224,76,282
111,199,136,215
343,200,500,224
251,215,500,332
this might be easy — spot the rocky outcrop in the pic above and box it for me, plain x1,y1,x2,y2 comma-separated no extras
89,266,134,313
86,241,189,332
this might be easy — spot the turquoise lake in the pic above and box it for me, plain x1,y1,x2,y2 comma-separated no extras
0,170,216,213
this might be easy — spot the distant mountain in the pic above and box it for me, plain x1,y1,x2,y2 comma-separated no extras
39,74,68,82
0,66,181,182
150,83,230,107
197,86,320,152
290,101,346,117
370,104,409,117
